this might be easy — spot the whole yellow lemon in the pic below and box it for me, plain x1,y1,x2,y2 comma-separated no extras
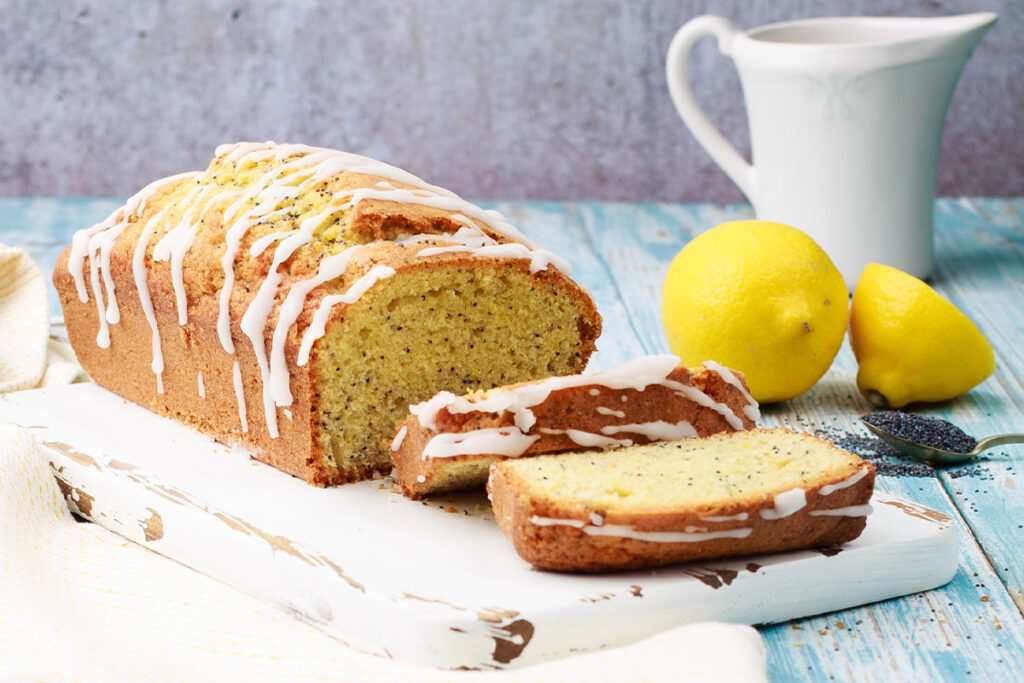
850,263,995,408
661,220,848,403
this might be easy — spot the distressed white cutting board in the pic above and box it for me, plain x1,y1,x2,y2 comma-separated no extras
0,383,958,671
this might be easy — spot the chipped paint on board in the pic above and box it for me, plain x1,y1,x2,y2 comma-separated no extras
880,499,951,526
490,618,535,664
50,463,95,516
42,440,101,469
683,567,740,589
141,507,164,541
45,443,367,594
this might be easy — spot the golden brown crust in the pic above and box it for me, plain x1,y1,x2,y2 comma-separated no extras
487,430,876,573
55,245,336,484
391,366,756,498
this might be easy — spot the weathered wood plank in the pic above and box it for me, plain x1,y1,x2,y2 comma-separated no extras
927,198,1024,615
762,475,1023,681
570,197,1024,680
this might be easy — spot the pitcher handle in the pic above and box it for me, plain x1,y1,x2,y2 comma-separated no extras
666,16,756,202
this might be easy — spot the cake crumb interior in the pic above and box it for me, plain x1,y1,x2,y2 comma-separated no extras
503,431,862,511
312,264,592,476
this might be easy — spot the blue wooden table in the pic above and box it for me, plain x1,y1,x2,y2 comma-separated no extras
2,197,1021,680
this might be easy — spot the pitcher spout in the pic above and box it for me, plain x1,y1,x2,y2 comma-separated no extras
932,11,998,37
910,12,998,60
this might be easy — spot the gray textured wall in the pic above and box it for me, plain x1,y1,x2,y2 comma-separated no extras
2,0,1020,201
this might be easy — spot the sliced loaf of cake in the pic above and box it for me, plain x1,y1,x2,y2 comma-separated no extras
390,355,760,498
488,429,875,572
54,142,601,486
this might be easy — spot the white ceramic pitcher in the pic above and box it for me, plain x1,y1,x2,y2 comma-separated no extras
666,13,997,287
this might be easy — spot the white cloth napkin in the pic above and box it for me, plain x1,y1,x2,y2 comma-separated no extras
0,245,87,391
0,246,768,682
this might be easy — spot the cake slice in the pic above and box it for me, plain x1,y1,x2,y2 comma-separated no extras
389,355,760,498
488,429,875,572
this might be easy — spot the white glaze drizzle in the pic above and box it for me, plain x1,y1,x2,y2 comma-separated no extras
216,164,304,353
232,360,248,433
339,185,539,250
588,388,601,397
421,428,540,460
398,423,631,461
701,512,750,522
71,224,113,304
411,354,731,433
410,391,462,429
394,226,496,248
600,420,698,441
529,516,753,542
197,371,205,398
69,171,201,304
249,226,297,257
530,517,585,528
266,244,371,407
131,202,177,393
809,505,873,517
218,141,274,162
391,425,408,452
414,243,569,274
395,212,568,277
93,220,129,325
296,265,398,368
595,406,626,418
152,182,217,325
759,488,807,520
78,174,201,348
589,511,605,526
661,378,747,431
702,359,761,423
819,467,870,496
219,210,303,361
239,201,357,437
87,235,111,347
217,142,461,199
537,428,632,449
449,213,484,232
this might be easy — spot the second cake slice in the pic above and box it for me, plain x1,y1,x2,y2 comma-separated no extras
390,355,759,498
488,429,876,572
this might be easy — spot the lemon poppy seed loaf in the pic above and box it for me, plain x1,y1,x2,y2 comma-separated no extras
391,356,759,498
488,429,875,572
53,142,601,485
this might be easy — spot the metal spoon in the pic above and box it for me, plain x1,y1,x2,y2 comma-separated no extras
860,418,1024,465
